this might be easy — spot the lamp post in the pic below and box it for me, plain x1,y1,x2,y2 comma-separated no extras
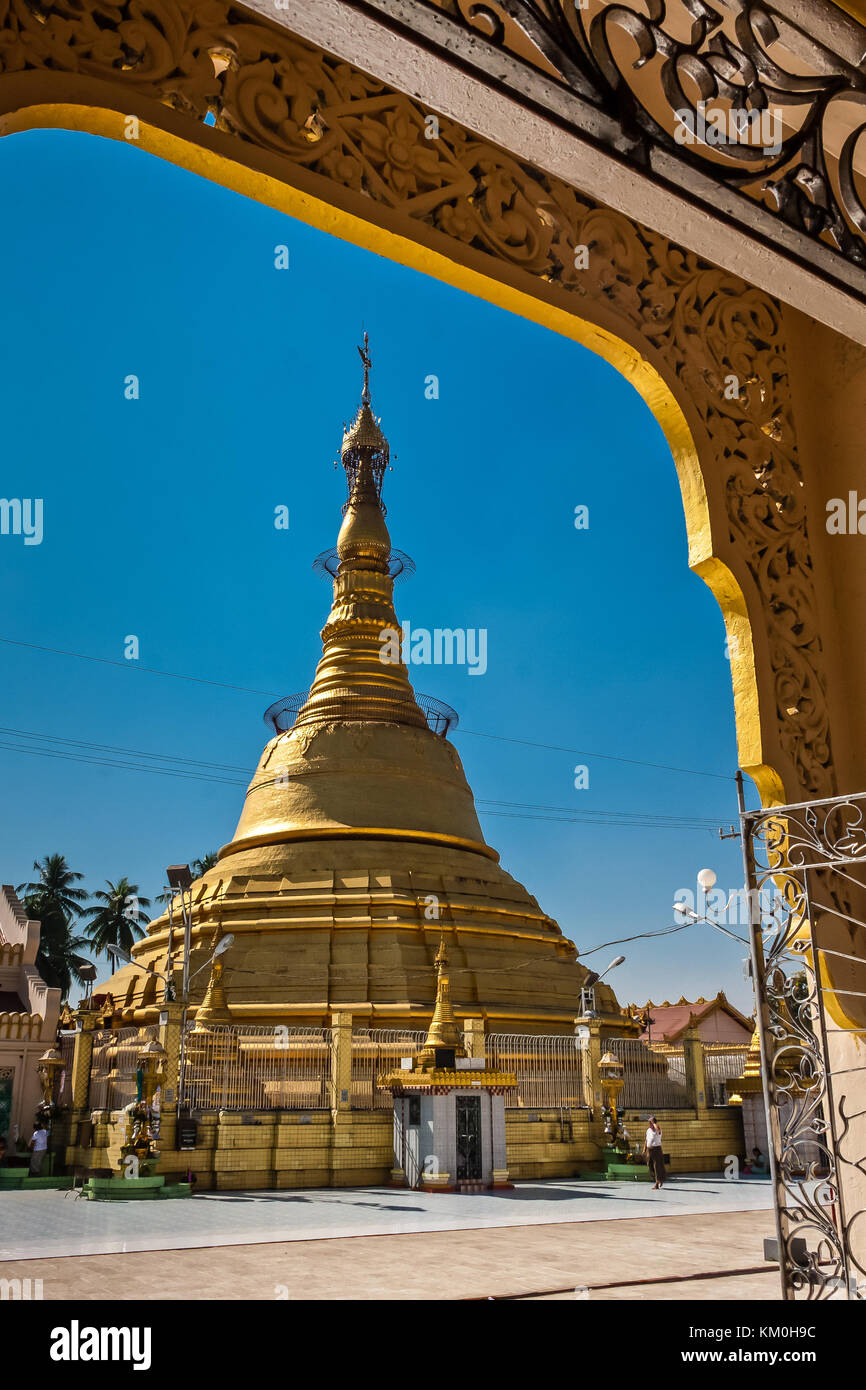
598,1050,626,1147
166,864,194,1005
76,961,97,1011
106,932,234,1114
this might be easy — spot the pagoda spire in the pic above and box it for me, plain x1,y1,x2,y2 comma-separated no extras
416,935,466,1069
293,339,427,731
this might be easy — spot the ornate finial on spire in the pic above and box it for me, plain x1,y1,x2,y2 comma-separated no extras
341,335,389,508
358,330,371,405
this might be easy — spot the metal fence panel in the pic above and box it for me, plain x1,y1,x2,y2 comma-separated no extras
487,1033,587,1110
52,1031,76,1107
703,1047,750,1106
88,1027,158,1110
742,788,866,1299
181,1025,332,1111
350,1030,427,1109
609,1037,692,1109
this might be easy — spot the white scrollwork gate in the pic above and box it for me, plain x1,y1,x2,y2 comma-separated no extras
742,788,866,1301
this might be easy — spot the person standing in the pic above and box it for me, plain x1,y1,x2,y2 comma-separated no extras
643,1116,665,1189
29,1121,49,1176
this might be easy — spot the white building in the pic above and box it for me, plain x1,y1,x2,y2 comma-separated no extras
0,885,61,1146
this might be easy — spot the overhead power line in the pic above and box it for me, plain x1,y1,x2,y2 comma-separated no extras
457,729,733,782
0,636,275,696
0,635,734,784
0,728,724,832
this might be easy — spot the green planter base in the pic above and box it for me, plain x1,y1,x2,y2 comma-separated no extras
0,1171,73,1190
84,1175,192,1201
604,1164,652,1181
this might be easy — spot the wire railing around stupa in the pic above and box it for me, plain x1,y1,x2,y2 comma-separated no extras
179,1024,333,1111
263,691,458,736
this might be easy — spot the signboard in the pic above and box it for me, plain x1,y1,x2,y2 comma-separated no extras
176,1117,198,1151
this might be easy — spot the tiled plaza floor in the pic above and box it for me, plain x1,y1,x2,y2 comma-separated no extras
0,1175,772,1260
0,1207,780,1300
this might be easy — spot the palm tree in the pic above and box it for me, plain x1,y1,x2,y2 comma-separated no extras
19,854,88,922
81,879,151,958
17,854,91,997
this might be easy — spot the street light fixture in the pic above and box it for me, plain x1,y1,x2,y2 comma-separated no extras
672,898,748,945
697,868,717,893
582,954,626,989
579,954,626,1017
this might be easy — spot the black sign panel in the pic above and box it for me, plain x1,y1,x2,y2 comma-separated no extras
176,1118,198,1151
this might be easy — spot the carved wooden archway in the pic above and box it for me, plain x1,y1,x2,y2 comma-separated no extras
0,0,835,810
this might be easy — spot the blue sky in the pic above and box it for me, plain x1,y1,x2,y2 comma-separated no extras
0,129,757,1012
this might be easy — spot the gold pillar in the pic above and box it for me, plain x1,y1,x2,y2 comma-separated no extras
583,1019,604,1117
462,1015,485,1062
158,1002,185,1110
330,1011,353,1113
682,1021,706,1110
70,1011,98,1111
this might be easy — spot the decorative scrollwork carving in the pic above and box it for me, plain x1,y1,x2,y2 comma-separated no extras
0,0,835,794
424,0,866,267
746,792,866,1296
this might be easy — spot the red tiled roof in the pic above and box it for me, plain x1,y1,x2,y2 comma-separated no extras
632,994,753,1042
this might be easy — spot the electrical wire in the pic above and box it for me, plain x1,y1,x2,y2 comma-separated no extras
457,728,734,782
0,635,734,782
578,922,698,957
0,636,275,696
0,729,726,831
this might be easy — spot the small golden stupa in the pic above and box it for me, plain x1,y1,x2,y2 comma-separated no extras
103,339,619,1032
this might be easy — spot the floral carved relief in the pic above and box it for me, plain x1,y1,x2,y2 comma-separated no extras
0,0,834,795
424,0,866,271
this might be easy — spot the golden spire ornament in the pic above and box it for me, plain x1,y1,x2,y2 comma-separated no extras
416,935,466,1069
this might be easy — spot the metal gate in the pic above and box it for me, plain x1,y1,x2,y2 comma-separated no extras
456,1095,482,1182
741,783,866,1301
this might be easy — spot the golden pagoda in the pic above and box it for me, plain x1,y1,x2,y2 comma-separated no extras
103,339,620,1033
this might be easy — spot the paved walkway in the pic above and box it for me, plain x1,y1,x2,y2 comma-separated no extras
0,1175,772,1260
0,1209,780,1300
